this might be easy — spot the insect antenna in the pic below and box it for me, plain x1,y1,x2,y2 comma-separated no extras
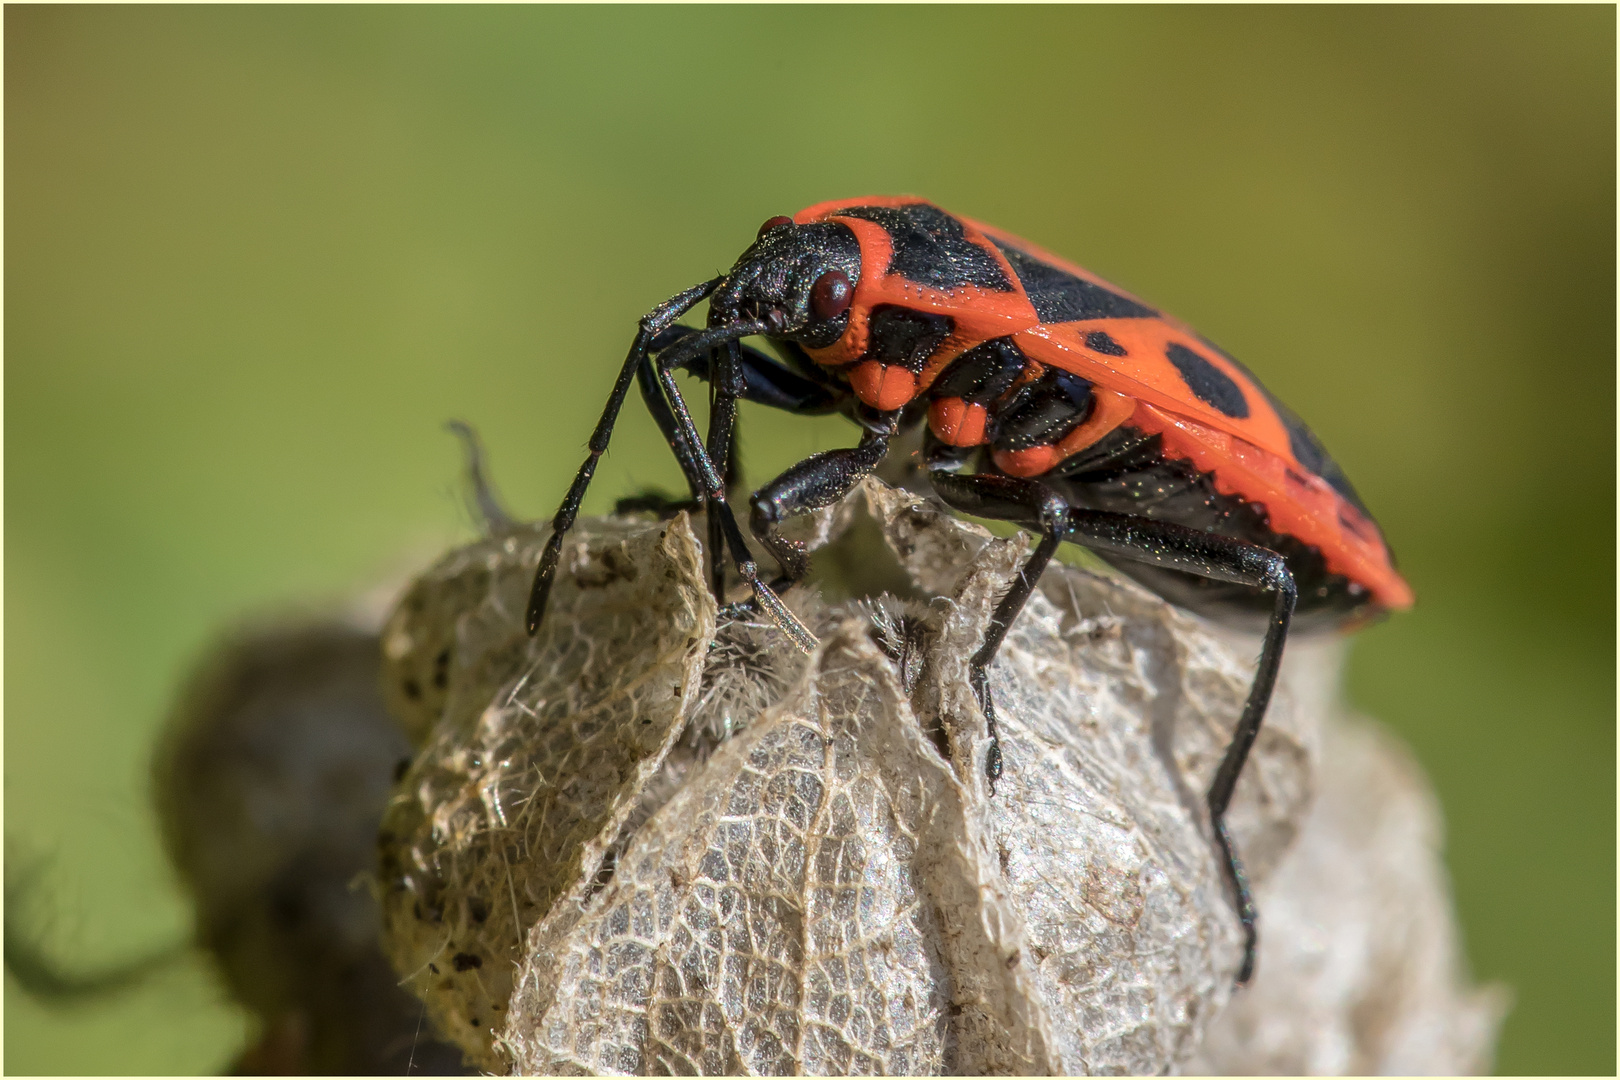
445,419,512,533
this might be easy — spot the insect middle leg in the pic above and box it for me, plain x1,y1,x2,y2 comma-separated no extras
745,411,898,595
929,467,1295,985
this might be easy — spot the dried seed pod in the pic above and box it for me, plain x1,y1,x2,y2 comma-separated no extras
506,618,1027,1075
154,622,469,1074
378,477,1497,1075
377,517,720,1068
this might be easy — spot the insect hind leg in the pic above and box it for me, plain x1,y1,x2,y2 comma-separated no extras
928,466,1294,986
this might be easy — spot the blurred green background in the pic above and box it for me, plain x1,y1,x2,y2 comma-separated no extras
5,6,1613,1074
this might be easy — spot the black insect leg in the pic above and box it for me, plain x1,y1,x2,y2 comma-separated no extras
651,323,819,652
614,344,711,519
704,342,745,602
690,335,856,604
929,468,1295,985
650,325,842,415
619,329,838,523
526,276,722,637
925,470,1068,791
1203,559,1294,986
614,342,745,603
971,530,1063,789
630,327,850,603
746,420,895,593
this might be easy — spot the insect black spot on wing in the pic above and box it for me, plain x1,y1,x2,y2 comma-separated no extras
988,237,1157,323
1290,414,1373,517
1165,342,1249,418
837,204,1014,292
1085,330,1128,356
1196,334,1374,518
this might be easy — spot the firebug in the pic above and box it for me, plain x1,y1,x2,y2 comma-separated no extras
524,196,1413,983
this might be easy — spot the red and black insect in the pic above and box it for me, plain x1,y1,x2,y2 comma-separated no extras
526,196,1413,983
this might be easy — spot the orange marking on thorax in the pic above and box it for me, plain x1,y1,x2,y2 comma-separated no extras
848,362,919,411
801,217,894,368
928,398,989,446
992,388,1137,477
801,201,1038,383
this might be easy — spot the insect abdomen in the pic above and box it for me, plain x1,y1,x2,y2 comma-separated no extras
1050,425,1374,627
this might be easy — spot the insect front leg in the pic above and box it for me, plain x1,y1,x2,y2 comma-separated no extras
651,328,820,652
621,329,840,521
703,343,745,602
630,329,850,600
616,337,713,519
526,277,722,637
619,340,744,600
651,328,843,415
929,467,1295,986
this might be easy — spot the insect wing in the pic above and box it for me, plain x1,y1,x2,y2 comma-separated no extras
967,217,1411,610
969,219,1297,458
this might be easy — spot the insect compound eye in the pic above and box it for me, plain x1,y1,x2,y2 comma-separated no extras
757,215,793,239
810,270,853,321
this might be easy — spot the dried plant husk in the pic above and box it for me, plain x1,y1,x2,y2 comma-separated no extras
376,477,1500,1075
377,518,717,1067
1187,711,1509,1075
